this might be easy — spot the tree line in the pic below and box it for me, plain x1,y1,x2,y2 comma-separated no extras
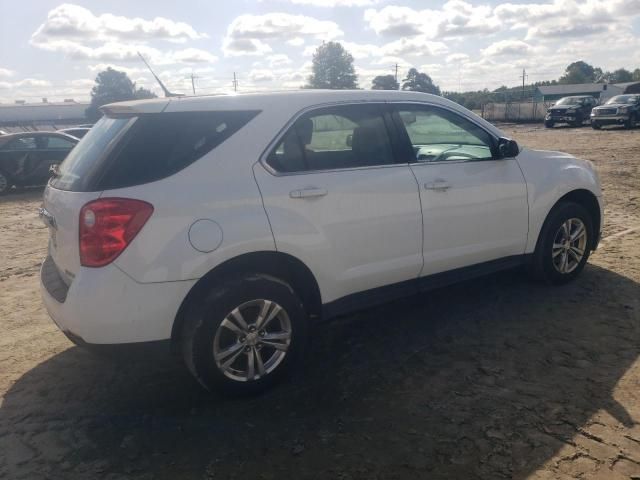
85,41,640,119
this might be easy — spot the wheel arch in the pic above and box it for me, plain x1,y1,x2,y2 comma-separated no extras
538,189,601,251
170,251,322,350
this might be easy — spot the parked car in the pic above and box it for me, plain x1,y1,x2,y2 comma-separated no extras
590,94,640,130
0,132,78,195
57,127,91,139
544,96,597,128
39,91,603,394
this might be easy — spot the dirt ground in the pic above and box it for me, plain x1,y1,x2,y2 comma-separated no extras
1,124,639,480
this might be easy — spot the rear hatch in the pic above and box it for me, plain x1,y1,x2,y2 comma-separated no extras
43,100,260,283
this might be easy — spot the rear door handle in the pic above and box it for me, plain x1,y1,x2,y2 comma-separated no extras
290,187,328,199
424,180,451,191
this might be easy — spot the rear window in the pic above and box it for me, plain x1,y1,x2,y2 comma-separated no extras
51,110,260,191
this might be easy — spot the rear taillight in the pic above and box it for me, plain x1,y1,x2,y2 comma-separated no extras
79,198,153,268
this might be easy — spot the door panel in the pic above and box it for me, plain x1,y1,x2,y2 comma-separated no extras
392,103,529,276
411,159,528,275
254,164,423,303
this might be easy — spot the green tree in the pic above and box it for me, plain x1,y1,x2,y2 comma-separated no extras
633,68,640,81
85,67,157,121
401,68,441,95
558,61,598,84
371,74,399,90
306,42,358,89
611,68,633,83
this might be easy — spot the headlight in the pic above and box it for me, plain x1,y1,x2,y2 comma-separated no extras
618,106,629,113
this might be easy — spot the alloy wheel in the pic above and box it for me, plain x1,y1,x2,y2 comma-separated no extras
552,218,588,274
213,299,292,382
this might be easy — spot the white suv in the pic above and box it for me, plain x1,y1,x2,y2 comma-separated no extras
40,90,603,393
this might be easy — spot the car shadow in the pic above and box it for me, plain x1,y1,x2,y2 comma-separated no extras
1,264,638,479
0,186,45,204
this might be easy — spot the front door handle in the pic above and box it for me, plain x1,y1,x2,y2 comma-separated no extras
424,180,451,191
290,187,328,199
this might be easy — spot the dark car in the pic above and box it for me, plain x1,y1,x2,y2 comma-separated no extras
57,127,91,139
590,94,640,130
544,96,597,128
0,132,78,195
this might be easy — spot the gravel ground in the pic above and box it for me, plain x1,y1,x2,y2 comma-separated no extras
0,124,639,479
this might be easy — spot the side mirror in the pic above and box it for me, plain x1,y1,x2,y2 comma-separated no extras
497,137,519,159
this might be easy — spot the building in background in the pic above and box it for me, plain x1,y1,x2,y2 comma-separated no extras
0,99,89,133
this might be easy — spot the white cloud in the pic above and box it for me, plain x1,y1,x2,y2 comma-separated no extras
286,37,305,47
31,4,206,44
249,69,276,82
279,0,376,6
380,36,448,58
266,54,293,67
223,13,342,56
446,53,470,63
364,1,499,38
0,68,14,78
482,40,532,57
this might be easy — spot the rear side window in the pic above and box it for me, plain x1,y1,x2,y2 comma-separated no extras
51,110,259,191
266,104,395,173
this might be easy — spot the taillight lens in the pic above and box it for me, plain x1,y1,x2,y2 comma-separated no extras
79,198,154,268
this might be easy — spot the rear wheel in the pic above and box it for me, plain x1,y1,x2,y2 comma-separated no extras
181,274,308,395
0,169,11,195
530,202,593,284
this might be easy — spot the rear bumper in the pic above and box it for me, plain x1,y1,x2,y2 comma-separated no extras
40,256,196,345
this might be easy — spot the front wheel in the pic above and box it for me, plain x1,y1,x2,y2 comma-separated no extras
530,202,594,284
591,121,601,130
624,114,636,130
572,114,583,127
181,274,308,395
544,120,554,128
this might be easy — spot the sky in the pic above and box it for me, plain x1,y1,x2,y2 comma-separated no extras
0,0,639,103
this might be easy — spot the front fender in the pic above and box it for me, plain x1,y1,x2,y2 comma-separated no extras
516,148,603,253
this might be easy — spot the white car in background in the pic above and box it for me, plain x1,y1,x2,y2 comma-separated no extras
39,90,603,394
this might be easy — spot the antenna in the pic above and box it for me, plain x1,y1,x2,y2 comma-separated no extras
137,52,183,98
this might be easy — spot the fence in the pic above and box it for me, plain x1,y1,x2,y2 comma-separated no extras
481,101,551,123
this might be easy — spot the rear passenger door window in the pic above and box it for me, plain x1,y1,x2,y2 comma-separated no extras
266,104,395,173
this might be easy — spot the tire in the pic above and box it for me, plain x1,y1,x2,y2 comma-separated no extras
572,114,583,127
181,274,308,395
591,122,601,130
530,202,594,285
0,169,11,195
624,114,636,130
531,202,595,285
544,121,554,129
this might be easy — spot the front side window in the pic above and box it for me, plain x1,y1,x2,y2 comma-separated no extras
395,106,494,162
267,104,395,173
7,137,36,150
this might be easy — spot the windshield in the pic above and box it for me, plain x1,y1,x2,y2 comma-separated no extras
556,97,585,106
606,95,639,105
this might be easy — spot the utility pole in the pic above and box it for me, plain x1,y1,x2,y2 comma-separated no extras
520,68,528,100
393,63,399,82
232,72,238,92
188,72,199,95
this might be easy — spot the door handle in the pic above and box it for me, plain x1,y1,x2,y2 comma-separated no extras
290,187,328,199
424,180,451,191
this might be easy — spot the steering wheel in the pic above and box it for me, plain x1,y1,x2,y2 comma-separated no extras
431,148,476,162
